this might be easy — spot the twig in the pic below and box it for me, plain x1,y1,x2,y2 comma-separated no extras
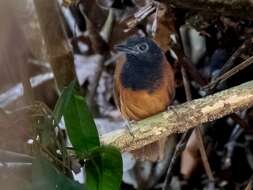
163,129,193,190
195,128,214,181
230,113,249,129
124,2,156,31
182,65,214,182
101,80,253,152
35,141,71,172
204,55,253,91
213,39,252,79
181,65,192,100
223,124,244,169
182,57,208,86
32,102,70,172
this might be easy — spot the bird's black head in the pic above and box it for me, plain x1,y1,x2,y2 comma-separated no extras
115,36,164,91
115,36,163,62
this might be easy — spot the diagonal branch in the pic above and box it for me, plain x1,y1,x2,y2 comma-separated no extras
204,55,253,91
101,80,253,152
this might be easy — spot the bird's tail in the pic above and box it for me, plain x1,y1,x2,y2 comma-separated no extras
130,137,168,161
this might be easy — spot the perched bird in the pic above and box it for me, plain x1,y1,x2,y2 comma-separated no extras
114,36,175,161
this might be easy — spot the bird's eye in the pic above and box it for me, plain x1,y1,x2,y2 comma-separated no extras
136,43,149,52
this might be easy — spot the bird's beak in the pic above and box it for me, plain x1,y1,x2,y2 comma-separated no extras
114,44,136,54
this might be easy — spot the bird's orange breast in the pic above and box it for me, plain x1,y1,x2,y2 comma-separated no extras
114,55,175,121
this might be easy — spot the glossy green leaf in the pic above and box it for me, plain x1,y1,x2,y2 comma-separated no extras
53,80,76,125
32,157,84,190
86,146,123,190
64,94,100,155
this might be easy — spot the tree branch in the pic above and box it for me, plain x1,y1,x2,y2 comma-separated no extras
101,80,253,151
168,0,253,19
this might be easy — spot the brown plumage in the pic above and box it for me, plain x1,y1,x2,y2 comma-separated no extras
114,37,175,161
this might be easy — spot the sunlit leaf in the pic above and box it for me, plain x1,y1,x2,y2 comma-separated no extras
86,146,122,190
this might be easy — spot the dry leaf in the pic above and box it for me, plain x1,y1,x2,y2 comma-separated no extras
62,0,79,7
153,4,175,52
180,131,201,179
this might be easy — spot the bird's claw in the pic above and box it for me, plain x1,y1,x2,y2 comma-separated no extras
167,105,180,119
124,120,136,138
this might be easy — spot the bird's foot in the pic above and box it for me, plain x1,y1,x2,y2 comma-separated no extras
124,120,136,138
167,105,180,119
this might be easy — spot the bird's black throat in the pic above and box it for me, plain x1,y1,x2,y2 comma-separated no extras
120,54,163,91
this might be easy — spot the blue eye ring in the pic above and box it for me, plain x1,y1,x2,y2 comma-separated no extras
136,43,149,52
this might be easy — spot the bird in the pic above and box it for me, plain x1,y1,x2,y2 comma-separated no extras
114,36,175,161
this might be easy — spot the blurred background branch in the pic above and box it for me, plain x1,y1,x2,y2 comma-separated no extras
34,0,77,92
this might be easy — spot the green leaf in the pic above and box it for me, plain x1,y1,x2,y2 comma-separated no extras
53,80,76,125
53,80,100,155
64,93,100,155
86,146,123,190
32,157,84,190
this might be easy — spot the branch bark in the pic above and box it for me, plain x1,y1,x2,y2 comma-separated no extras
101,80,253,152
168,0,253,19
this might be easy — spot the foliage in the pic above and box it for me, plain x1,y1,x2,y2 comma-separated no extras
86,146,122,190
32,81,122,190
